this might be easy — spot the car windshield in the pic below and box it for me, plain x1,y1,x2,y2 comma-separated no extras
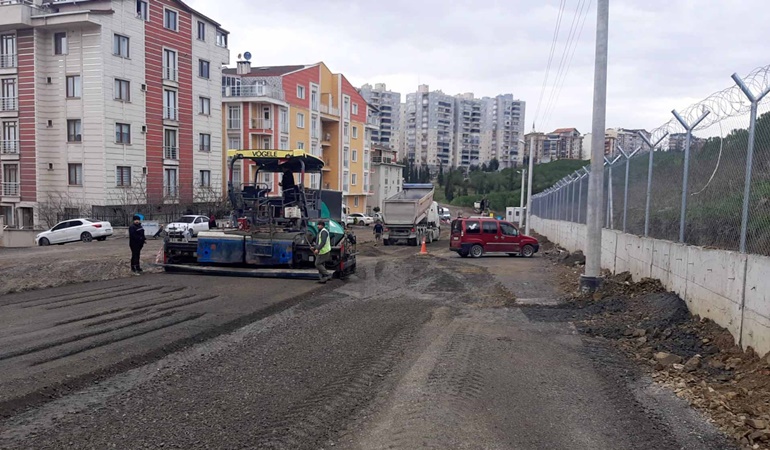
176,216,197,223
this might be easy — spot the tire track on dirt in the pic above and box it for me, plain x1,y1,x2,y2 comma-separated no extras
0,283,131,307
19,285,153,309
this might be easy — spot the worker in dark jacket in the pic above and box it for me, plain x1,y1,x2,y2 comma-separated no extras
128,215,146,274
313,220,332,283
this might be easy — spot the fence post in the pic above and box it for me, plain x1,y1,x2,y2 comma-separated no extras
616,144,642,233
638,132,668,237
604,155,620,229
672,109,710,243
732,73,770,254
572,172,579,222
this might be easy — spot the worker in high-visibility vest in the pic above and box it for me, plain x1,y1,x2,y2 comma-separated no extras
313,220,333,283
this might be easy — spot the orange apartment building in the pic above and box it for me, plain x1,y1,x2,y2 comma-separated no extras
221,60,371,213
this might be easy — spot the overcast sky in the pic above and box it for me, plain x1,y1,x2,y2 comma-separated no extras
187,0,770,135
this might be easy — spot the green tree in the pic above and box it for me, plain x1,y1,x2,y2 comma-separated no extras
438,163,444,185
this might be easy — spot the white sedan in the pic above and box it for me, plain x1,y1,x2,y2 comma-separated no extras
346,213,374,226
165,215,210,239
36,218,113,246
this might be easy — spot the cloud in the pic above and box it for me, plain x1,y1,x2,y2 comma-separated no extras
187,0,770,135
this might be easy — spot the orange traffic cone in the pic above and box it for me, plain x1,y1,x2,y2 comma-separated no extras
419,236,428,255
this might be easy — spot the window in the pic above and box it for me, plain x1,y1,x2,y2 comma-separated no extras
136,0,148,21
164,168,178,197
68,163,82,186
114,78,130,101
1,79,16,111
352,150,358,162
297,85,305,99
352,126,358,139
163,89,177,120
216,29,228,47
199,96,210,115
198,59,210,79
163,49,177,81
297,142,305,150
279,108,288,133
364,172,369,192
311,88,319,110
227,136,241,150
199,133,211,152
280,137,288,150
197,21,206,41
343,147,349,168
352,103,358,115
351,173,357,185
113,34,129,58
500,222,518,236
200,170,211,187
67,119,82,142
2,121,18,154
482,221,498,234
343,123,349,138
54,32,67,55
296,112,305,129
1,34,16,69
343,96,350,119
354,197,359,207
116,166,131,187
115,123,131,144
227,105,241,129
465,220,480,234
164,9,178,31
164,128,178,159
66,75,81,98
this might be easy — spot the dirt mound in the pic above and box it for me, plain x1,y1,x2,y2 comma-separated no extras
563,272,770,449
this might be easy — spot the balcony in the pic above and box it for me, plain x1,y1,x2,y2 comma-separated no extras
2,181,19,197
164,146,178,160
222,84,285,102
163,106,178,121
0,53,17,69
250,118,272,130
163,66,178,82
0,1,34,28
163,185,179,198
1,139,18,156
1,96,17,111
320,104,339,116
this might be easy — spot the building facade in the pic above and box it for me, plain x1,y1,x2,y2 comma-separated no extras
400,85,525,169
368,143,402,214
0,0,229,228
221,61,371,213
358,83,400,151
542,128,582,161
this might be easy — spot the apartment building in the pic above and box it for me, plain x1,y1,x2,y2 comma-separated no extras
524,130,547,163
480,94,526,168
221,60,371,213
358,83,400,151
453,93,482,168
0,0,229,228
401,85,526,170
542,128,582,161
368,143,402,214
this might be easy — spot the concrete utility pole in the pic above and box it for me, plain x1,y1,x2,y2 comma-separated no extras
520,169,526,226
581,0,609,292
525,138,535,236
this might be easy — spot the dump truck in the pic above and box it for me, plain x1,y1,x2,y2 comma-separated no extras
382,183,441,246
161,149,356,280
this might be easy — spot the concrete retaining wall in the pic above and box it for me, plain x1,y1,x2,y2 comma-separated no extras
531,216,770,357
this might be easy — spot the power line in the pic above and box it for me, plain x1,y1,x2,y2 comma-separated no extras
532,0,566,129
540,0,592,131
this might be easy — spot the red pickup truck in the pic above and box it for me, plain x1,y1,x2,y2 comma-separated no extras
450,217,539,258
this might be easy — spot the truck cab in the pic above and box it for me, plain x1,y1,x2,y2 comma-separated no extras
449,217,539,258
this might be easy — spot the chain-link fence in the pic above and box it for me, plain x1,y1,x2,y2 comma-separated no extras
530,64,770,257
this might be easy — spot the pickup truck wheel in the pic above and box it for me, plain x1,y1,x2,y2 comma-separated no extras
470,244,483,258
521,244,535,258
80,232,93,243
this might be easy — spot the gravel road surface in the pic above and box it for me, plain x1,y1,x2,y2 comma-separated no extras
0,238,734,449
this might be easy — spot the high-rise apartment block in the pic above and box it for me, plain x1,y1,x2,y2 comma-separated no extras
0,0,229,228
358,83,400,151
401,85,526,169
221,61,372,213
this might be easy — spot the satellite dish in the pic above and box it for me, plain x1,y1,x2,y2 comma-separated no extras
244,51,252,61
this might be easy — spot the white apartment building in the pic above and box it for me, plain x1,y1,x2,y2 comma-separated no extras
404,84,455,168
359,83,401,152
368,143,402,214
0,0,229,228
